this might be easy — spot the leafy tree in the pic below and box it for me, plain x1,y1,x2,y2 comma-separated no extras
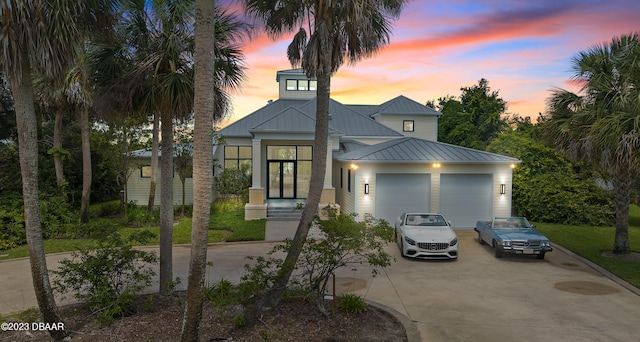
244,0,408,314
437,78,508,150
0,1,119,339
543,33,640,254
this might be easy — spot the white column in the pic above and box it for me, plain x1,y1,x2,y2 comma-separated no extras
252,139,261,188
324,138,333,187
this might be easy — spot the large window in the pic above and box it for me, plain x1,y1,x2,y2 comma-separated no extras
286,79,317,91
224,146,252,170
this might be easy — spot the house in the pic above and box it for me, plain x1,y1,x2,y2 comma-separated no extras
127,68,520,228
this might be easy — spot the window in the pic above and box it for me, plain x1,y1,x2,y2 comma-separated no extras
141,165,174,177
224,146,252,170
286,79,297,91
285,79,317,92
340,167,343,188
141,165,152,178
403,120,415,132
347,169,351,192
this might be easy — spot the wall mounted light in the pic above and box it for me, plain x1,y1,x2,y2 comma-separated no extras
432,162,441,168
364,183,370,194
350,163,359,170
500,184,506,195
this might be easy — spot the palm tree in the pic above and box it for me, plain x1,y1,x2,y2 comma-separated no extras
65,49,95,223
244,0,408,311
181,3,249,339
544,33,640,254
181,1,214,338
0,1,118,340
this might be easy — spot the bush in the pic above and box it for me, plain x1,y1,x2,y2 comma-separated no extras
338,294,367,314
51,231,158,323
241,213,394,316
90,200,124,218
214,164,251,203
515,172,615,226
125,202,160,227
0,207,25,250
0,194,83,249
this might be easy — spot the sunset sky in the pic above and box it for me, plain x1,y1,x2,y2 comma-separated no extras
218,0,640,127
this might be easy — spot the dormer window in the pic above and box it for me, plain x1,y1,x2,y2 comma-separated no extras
286,79,317,91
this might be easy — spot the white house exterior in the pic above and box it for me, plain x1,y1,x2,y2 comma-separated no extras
127,69,520,228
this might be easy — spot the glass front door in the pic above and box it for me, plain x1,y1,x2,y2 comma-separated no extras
268,161,296,198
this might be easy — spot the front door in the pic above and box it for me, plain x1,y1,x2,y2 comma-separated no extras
268,161,296,198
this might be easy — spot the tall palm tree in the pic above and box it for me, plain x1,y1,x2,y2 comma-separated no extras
244,0,408,311
65,49,95,223
181,4,249,339
181,2,215,338
544,33,640,254
0,1,118,340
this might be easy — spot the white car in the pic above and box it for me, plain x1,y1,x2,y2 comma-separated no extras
395,213,458,260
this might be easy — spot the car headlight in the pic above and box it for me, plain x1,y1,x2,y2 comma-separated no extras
450,237,458,246
542,241,550,247
404,236,416,246
499,240,511,246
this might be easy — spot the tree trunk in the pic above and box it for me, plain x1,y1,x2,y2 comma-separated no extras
613,165,631,254
11,50,68,341
181,0,215,339
159,108,174,296
80,105,92,223
259,52,332,312
147,113,159,212
53,107,66,190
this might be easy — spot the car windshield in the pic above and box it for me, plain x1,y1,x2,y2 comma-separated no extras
493,217,532,229
405,214,446,226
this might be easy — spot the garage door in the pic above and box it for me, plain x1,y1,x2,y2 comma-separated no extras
375,173,431,225
439,174,493,229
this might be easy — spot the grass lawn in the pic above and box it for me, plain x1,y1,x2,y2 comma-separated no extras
0,208,265,261
535,204,640,289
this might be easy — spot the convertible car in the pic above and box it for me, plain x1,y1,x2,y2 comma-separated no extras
475,217,553,259
394,213,458,260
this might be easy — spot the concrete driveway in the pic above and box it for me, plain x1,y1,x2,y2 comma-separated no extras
339,230,640,342
1,229,640,341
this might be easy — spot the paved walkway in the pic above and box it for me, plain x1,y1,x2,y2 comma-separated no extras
2,224,640,341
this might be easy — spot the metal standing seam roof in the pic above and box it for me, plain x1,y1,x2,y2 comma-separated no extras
249,107,341,134
372,95,441,116
336,137,521,164
219,97,403,138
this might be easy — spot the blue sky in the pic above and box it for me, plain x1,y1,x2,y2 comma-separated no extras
218,0,640,126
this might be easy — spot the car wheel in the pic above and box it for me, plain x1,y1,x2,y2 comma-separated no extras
399,239,406,258
478,232,485,245
493,241,503,258
537,252,545,260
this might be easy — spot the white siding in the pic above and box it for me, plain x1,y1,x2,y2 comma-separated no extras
374,115,438,141
126,160,194,206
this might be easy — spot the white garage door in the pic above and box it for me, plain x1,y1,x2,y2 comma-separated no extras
440,174,493,229
375,173,431,225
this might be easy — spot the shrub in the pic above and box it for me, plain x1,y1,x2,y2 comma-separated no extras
240,213,394,316
214,164,251,203
125,202,160,227
90,200,124,218
51,231,158,323
338,294,367,314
